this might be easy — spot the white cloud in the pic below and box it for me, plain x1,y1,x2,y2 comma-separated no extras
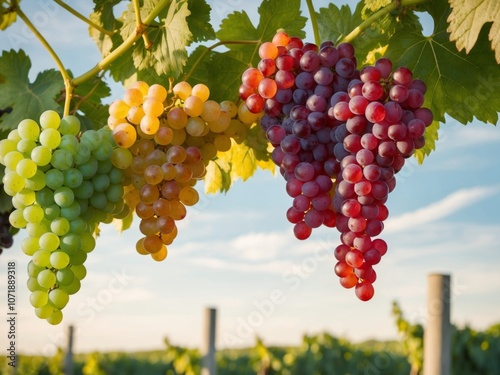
231,231,291,261
437,123,500,151
385,185,500,233
187,256,294,274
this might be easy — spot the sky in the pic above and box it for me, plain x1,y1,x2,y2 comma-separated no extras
0,0,499,357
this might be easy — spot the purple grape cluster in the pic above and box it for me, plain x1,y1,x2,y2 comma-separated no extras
0,209,15,255
240,32,433,301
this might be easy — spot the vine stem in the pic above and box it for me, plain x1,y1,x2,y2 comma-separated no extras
72,71,106,114
305,0,320,47
181,40,260,83
72,0,171,87
340,0,430,43
53,0,114,36
132,0,152,49
17,0,170,116
14,6,73,116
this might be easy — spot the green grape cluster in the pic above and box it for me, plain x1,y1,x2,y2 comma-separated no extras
0,110,130,324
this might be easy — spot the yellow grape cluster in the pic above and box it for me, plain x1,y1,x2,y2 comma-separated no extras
108,80,260,261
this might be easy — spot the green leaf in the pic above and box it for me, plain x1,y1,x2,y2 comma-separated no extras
216,0,306,65
0,50,62,130
363,0,392,13
120,0,192,77
188,0,306,101
89,2,122,55
107,45,136,83
447,0,500,64
89,4,135,83
255,0,307,43
317,2,363,44
183,49,250,104
204,51,250,102
385,1,500,126
182,45,211,86
216,11,258,45
187,0,215,42
317,2,421,66
245,123,271,162
0,164,13,214
93,0,121,12
70,72,111,130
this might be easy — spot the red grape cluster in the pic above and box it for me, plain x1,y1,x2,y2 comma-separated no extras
239,32,433,301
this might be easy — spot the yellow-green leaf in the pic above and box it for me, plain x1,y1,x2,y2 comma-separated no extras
448,0,500,63
203,159,230,194
112,210,134,233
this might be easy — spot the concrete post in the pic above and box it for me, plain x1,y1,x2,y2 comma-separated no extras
64,325,74,375
423,274,451,375
201,307,217,375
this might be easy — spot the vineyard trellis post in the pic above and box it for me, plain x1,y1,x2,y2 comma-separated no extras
64,325,74,375
423,274,451,375
201,307,217,375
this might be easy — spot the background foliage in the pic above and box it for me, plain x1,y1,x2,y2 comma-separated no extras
1,302,499,375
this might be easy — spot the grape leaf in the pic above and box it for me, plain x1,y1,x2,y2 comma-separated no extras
70,73,111,130
414,120,439,163
89,2,122,56
182,45,211,86
245,124,272,162
316,2,421,66
93,0,121,12
385,0,500,126
216,11,258,45
120,0,192,77
182,45,248,102
113,210,134,233
216,0,306,66
204,159,231,194
317,2,363,44
0,50,62,130
218,139,272,183
182,46,248,102
0,189,13,213
226,143,261,182
447,0,500,63
203,51,249,102
187,0,215,42
191,0,306,102
107,46,136,83
363,0,392,13
0,4,16,31
89,3,137,83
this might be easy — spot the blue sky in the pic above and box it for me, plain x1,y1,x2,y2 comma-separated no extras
0,0,499,356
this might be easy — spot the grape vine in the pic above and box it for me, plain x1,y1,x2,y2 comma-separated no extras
0,0,498,323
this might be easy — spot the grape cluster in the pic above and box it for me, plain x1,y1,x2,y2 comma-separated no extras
240,32,433,301
0,111,129,324
109,80,256,260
